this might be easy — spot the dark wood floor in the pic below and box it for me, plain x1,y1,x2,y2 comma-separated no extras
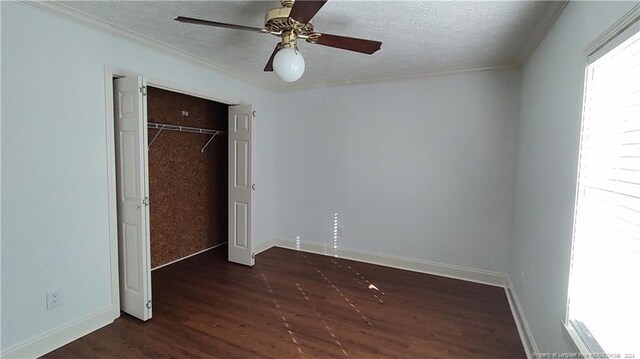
45,246,525,358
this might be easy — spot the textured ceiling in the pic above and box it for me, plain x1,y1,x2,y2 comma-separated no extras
59,1,560,90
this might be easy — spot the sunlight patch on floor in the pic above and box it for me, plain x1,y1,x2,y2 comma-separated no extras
295,282,349,357
329,258,385,304
259,272,305,358
310,264,374,326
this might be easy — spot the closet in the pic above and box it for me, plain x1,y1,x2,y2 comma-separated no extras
146,86,228,269
113,76,254,321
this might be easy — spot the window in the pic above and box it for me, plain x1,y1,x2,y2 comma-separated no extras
566,17,640,356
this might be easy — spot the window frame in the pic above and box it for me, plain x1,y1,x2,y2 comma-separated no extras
564,4,640,355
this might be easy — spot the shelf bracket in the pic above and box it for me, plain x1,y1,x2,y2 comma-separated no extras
148,128,164,148
200,133,217,153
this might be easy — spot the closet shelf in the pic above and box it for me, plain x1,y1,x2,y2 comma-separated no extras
147,122,226,152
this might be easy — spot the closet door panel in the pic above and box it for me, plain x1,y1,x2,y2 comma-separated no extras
114,76,152,321
228,105,254,266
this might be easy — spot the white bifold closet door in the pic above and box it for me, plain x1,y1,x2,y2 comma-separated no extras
228,105,255,266
114,76,152,321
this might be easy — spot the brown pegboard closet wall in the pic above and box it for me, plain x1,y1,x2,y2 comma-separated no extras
147,86,228,268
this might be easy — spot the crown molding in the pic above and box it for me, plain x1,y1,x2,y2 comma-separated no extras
20,1,273,91
584,2,640,56
517,1,569,65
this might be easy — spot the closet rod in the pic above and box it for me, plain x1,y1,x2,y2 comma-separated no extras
147,122,226,151
147,122,226,136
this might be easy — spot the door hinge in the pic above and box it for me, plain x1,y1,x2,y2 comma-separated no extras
252,110,256,118
146,300,152,309
140,86,147,96
142,196,149,207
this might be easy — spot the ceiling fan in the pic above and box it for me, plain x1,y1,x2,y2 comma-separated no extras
175,0,382,82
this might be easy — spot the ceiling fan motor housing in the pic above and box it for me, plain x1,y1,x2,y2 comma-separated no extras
265,7,314,36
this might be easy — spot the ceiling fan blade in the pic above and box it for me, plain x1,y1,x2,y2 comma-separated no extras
175,16,265,33
264,43,283,72
289,0,327,24
309,33,382,54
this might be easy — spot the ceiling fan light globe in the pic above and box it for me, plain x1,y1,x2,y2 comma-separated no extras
273,48,305,82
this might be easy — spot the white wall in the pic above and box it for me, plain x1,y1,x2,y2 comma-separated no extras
510,1,638,354
0,2,276,352
274,69,522,274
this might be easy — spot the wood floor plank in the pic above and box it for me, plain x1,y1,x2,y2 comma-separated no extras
44,246,525,358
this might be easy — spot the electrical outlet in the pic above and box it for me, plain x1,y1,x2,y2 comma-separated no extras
47,289,63,310
181,111,189,117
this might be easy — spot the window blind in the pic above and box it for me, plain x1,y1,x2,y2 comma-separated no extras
568,28,640,355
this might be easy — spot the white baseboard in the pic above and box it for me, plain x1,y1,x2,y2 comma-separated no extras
254,239,275,256
151,242,228,271
505,278,539,358
268,238,507,287
1,306,118,359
